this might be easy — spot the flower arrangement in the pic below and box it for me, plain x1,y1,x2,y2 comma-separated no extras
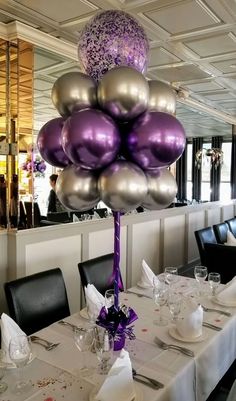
22,154,46,177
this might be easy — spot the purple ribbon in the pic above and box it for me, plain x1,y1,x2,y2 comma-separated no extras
96,305,138,350
108,212,123,309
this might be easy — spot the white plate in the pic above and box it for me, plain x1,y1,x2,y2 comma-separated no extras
168,327,208,343
137,282,152,289
80,307,89,320
89,383,143,401
213,297,236,308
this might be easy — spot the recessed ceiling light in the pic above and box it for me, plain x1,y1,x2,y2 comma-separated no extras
229,64,236,68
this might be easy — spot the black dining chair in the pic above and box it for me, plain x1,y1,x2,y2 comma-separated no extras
194,226,217,266
78,253,123,296
225,218,236,238
213,222,229,244
4,268,70,335
204,243,236,284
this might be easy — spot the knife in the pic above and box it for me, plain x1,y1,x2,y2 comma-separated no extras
133,376,163,390
203,322,222,331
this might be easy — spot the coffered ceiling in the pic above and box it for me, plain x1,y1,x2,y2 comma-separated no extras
0,0,236,139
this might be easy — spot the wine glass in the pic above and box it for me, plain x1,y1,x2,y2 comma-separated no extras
208,272,221,296
164,267,178,286
9,335,31,393
168,292,182,323
94,329,113,375
0,350,8,394
74,328,94,377
153,283,168,326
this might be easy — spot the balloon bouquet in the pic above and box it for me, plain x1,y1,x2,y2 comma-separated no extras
37,10,186,350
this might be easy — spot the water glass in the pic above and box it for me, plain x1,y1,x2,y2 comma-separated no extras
94,329,113,375
0,350,8,394
74,328,94,377
164,267,178,286
194,266,208,296
9,335,31,393
168,292,182,323
208,272,221,296
153,283,168,326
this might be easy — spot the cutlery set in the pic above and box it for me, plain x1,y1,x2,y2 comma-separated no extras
154,336,194,357
30,335,60,351
132,368,164,389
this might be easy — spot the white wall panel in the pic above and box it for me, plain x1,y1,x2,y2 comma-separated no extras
188,210,205,263
163,215,185,268
25,235,82,313
131,220,161,286
207,207,221,226
222,204,235,221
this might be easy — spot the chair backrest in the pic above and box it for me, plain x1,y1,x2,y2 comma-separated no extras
194,226,217,265
78,253,123,296
213,222,229,244
204,243,236,284
24,201,41,228
94,208,108,218
225,218,236,238
4,268,70,335
47,211,71,223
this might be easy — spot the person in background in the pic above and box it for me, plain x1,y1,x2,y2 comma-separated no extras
47,174,66,213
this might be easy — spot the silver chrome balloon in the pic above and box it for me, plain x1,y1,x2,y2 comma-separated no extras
148,80,176,115
51,72,97,117
142,168,177,210
56,164,100,211
98,160,148,212
97,66,149,121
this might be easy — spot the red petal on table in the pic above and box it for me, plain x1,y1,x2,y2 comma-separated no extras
141,328,148,332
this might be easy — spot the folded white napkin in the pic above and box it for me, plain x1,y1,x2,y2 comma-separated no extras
95,349,135,401
176,300,203,338
217,277,236,304
84,284,105,321
0,313,26,363
225,230,236,246
138,259,156,288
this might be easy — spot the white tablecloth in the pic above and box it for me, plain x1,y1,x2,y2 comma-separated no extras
2,276,236,401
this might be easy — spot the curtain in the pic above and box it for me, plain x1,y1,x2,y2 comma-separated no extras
192,137,203,201
176,146,187,201
210,136,223,201
231,125,236,199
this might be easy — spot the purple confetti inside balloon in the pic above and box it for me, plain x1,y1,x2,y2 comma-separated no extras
78,10,149,82
125,111,186,170
62,109,121,170
37,117,71,168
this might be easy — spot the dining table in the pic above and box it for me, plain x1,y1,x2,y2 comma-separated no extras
1,276,236,401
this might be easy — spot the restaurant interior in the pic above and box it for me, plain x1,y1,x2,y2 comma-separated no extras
0,1,236,400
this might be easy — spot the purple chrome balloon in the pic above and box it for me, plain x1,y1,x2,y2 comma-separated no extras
37,117,71,168
62,109,121,170
78,10,149,82
125,112,186,169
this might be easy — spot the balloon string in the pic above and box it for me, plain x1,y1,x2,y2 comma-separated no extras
113,211,121,311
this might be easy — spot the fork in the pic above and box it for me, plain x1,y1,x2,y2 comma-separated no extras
154,336,194,357
202,305,231,317
30,335,60,351
58,320,85,332
132,368,164,389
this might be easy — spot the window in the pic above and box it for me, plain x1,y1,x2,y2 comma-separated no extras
201,143,211,202
220,142,231,201
186,143,192,201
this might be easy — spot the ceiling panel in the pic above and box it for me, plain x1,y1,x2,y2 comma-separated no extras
14,0,97,23
184,33,236,57
144,0,220,35
149,47,181,67
151,65,210,82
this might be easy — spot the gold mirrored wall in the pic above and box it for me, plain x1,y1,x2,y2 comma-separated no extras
0,39,33,230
